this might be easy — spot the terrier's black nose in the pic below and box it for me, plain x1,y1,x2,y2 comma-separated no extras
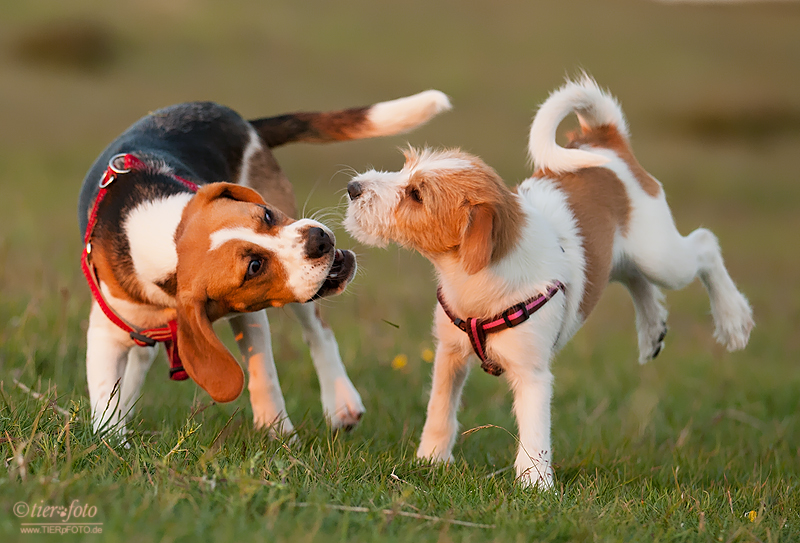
305,227,333,259
347,181,363,200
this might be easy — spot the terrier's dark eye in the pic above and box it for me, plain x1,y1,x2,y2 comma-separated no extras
264,208,275,225
408,187,422,203
246,258,263,278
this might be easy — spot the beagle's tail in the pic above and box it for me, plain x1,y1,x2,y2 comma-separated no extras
250,90,451,148
528,75,628,174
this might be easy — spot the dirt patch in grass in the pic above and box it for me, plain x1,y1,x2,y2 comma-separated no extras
658,104,800,143
10,19,119,73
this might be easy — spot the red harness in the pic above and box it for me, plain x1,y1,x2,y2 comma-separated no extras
81,153,199,381
437,281,566,376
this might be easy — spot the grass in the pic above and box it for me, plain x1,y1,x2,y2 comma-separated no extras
1,0,799,541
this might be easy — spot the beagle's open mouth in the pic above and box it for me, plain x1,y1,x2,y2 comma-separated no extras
311,249,357,301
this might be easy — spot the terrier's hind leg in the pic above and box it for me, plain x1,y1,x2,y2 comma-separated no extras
621,272,669,364
634,226,753,351
688,228,754,351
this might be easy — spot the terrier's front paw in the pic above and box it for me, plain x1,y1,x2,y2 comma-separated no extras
416,443,454,464
516,451,555,490
518,466,554,490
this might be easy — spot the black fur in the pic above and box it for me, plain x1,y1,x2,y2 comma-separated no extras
78,101,374,237
78,102,255,236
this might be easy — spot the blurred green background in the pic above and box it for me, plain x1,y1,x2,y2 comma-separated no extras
1,0,799,507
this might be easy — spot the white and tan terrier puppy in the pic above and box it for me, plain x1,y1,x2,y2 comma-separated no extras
344,76,754,488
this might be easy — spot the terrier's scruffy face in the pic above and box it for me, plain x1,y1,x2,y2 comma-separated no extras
345,148,522,274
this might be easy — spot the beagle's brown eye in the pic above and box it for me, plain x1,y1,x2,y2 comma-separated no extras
408,187,422,203
246,258,263,278
264,208,275,226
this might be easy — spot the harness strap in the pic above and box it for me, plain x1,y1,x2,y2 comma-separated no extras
437,281,566,376
81,153,198,382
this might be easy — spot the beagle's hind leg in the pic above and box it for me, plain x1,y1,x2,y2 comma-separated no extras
119,344,158,424
86,302,131,436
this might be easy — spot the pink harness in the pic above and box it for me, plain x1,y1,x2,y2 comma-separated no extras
436,281,566,376
81,153,199,381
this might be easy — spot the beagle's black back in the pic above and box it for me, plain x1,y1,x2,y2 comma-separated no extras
79,102,255,236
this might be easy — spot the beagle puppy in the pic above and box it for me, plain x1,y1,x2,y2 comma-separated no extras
344,77,753,488
79,91,451,436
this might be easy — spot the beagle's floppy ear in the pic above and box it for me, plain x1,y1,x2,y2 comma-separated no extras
460,204,494,275
176,291,245,403
171,181,257,403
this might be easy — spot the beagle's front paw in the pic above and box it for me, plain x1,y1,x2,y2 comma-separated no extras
253,411,295,440
323,377,365,431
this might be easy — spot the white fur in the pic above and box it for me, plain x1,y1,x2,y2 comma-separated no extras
291,303,365,428
237,127,262,186
408,152,474,174
344,153,475,250
344,169,407,248
87,301,135,435
124,193,193,307
366,90,452,137
528,75,628,175
345,79,753,490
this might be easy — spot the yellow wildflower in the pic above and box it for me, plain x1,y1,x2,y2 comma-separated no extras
421,348,435,363
391,354,408,370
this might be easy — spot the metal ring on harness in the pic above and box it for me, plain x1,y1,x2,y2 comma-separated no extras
99,153,133,188
109,153,132,174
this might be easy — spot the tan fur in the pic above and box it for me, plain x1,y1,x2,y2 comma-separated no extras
567,125,662,197
90,247,177,326
538,166,632,318
394,149,524,273
172,183,298,402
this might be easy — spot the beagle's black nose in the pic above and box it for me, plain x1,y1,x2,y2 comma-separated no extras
347,181,363,200
306,227,333,259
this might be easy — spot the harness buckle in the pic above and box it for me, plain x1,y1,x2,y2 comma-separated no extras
453,318,468,332
99,172,115,188
130,331,157,347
